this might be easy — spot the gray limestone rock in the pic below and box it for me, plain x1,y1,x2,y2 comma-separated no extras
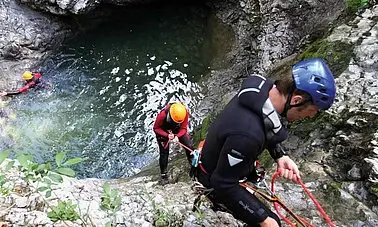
0,0,71,91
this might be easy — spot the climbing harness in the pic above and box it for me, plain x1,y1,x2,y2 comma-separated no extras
239,177,310,227
173,139,335,226
186,143,334,226
192,170,335,227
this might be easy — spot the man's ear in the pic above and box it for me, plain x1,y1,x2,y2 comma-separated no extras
290,95,304,105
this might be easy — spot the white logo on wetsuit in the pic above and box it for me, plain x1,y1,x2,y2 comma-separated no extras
228,154,243,166
238,201,255,214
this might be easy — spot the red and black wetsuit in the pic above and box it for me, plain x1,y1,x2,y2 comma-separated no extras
153,103,193,175
5,72,43,96
198,75,289,226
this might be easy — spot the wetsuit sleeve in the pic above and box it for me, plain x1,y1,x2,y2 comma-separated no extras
18,81,36,93
176,110,189,137
210,135,269,222
33,72,42,78
267,143,287,160
153,107,169,138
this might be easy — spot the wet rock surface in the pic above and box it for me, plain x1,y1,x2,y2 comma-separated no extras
0,0,71,91
1,0,378,226
281,5,378,226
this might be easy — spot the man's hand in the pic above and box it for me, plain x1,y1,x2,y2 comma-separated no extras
260,217,279,227
276,156,300,182
0,92,7,96
172,136,179,143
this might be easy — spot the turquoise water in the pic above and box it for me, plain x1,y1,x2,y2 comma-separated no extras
3,3,213,178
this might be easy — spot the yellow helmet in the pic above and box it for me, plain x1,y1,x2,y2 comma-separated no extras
22,71,33,80
169,103,187,123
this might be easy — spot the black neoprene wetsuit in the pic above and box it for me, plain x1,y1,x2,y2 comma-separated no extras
197,75,288,226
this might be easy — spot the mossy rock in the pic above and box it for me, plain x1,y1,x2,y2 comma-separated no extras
289,111,339,140
346,0,369,14
257,150,274,169
193,114,215,147
267,40,354,81
296,39,354,77
155,217,170,227
369,183,378,195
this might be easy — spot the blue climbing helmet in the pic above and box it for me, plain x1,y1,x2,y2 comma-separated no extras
292,58,336,110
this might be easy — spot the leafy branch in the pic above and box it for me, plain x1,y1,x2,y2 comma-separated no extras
100,182,122,226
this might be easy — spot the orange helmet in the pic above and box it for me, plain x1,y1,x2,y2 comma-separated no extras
169,103,187,123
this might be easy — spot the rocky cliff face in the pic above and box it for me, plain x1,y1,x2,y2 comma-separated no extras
283,8,378,220
19,0,158,15
0,0,71,91
1,0,378,226
258,0,345,70
197,0,345,116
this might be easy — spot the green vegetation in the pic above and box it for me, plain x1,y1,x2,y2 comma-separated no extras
289,111,337,140
296,39,354,77
100,182,122,226
0,174,10,196
192,196,208,226
327,181,343,198
47,200,80,222
346,0,369,13
193,115,213,147
369,183,378,194
0,151,13,195
257,150,274,169
142,186,179,227
0,151,82,197
16,151,82,198
0,150,85,224
154,208,174,227
100,182,122,212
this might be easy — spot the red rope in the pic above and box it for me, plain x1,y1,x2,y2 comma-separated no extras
297,178,335,227
271,171,335,227
165,131,196,153
176,141,195,153
271,171,303,227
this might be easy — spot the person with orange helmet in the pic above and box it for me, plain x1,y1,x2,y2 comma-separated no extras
153,102,194,185
0,71,43,97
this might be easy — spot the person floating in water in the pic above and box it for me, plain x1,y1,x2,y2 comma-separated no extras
0,71,43,96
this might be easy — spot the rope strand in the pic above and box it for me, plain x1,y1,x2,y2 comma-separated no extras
181,140,334,227
271,171,335,227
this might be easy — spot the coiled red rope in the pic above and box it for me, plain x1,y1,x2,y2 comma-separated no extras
175,139,335,226
271,171,335,227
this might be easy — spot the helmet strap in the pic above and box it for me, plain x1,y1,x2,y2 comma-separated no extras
279,76,316,118
281,95,311,117
166,113,172,123
280,92,293,118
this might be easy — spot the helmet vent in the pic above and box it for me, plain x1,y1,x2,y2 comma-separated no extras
292,58,335,110
319,88,327,93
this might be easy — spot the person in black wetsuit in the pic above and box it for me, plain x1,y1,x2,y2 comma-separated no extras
0,71,43,97
196,58,336,227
